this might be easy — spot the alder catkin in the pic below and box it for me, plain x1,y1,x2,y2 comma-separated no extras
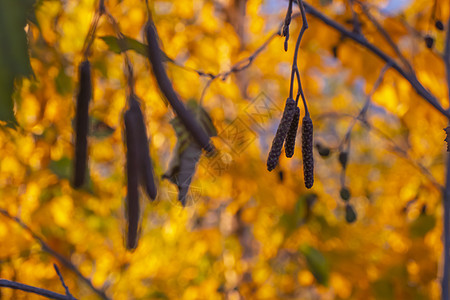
73,60,92,188
124,106,141,250
284,106,300,158
267,98,296,171
301,114,314,189
144,21,215,155
129,96,157,200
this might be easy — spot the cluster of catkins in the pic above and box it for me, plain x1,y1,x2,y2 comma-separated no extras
267,97,314,189
73,19,216,250
73,59,158,250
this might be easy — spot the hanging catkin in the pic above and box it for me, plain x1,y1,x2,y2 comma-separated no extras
284,106,300,158
144,21,215,154
301,114,314,189
73,60,92,188
129,95,157,200
267,98,296,171
124,103,141,250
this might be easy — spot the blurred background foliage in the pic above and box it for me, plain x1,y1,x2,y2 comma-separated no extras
0,0,449,299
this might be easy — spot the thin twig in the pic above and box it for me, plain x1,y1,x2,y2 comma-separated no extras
441,16,450,300
288,0,308,101
53,264,75,300
347,0,361,34
282,0,294,51
0,279,76,300
82,0,105,59
301,1,450,119
104,10,135,95
340,63,390,148
316,112,442,190
358,3,414,74
0,209,109,300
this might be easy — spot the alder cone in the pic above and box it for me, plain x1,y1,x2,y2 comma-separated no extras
345,203,357,223
124,106,141,250
301,115,314,189
267,98,296,171
73,60,92,188
129,96,157,200
284,106,300,158
338,151,348,169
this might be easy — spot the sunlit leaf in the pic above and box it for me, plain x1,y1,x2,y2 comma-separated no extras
299,244,329,286
410,214,436,238
0,0,35,125
49,157,72,180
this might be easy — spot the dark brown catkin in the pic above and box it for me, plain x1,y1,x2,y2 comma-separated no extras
285,106,300,158
124,106,141,250
144,21,215,155
301,115,314,189
73,60,92,188
129,96,157,200
267,98,296,171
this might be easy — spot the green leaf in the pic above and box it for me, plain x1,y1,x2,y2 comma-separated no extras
410,214,436,238
99,35,174,62
163,101,216,205
90,117,115,139
0,0,35,125
372,278,394,300
49,157,72,180
54,68,73,95
319,0,333,6
299,244,329,286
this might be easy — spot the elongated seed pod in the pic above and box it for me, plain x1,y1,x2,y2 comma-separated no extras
267,98,296,171
129,96,157,200
145,21,215,154
73,60,92,188
284,106,300,158
301,115,314,189
124,107,141,250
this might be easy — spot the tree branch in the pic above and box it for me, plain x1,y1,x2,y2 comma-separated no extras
301,1,450,119
358,3,414,74
0,209,109,300
316,112,443,190
0,279,76,300
441,16,450,300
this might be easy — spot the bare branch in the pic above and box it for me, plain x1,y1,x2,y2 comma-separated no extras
0,209,109,300
358,3,414,74
441,16,450,300
315,112,443,190
0,279,76,300
341,63,391,147
302,1,450,119
289,0,308,101
53,264,75,300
